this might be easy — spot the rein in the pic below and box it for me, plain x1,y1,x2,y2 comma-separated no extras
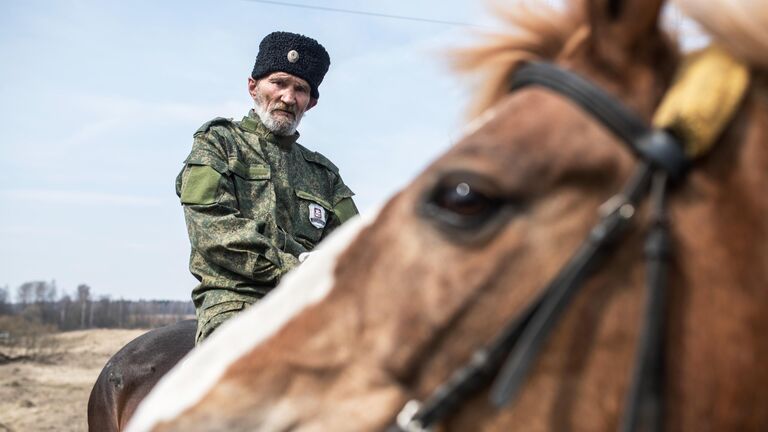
388,46,749,432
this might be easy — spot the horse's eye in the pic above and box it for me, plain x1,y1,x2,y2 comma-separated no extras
420,173,505,232
434,181,495,217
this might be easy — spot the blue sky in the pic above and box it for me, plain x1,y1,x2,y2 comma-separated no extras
0,1,705,301
0,0,498,300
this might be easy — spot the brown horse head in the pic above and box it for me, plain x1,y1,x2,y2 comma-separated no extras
130,0,768,430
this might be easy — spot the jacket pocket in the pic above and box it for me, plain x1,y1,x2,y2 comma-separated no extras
180,164,224,205
294,189,332,246
229,160,271,180
229,159,273,219
200,300,248,327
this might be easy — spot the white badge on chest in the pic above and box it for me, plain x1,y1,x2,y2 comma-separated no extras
308,203,327,229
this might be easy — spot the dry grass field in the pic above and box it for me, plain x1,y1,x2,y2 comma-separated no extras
0,328,146,432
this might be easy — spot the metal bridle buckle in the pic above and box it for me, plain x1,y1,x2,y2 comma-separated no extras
396,400,432,432
598,194,636,220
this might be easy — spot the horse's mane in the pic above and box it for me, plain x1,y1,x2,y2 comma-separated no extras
456,0,768,117
675,0,768,71
453,0,584,117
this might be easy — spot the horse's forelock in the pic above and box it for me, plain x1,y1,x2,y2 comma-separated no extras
125,209,380,432
454,0,768,120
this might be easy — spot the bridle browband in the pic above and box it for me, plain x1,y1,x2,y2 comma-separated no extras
511,63,689,178
387,61,692,432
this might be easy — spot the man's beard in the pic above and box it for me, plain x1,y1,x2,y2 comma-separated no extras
253,95,303,136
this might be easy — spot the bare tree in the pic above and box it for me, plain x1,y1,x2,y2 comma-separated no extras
118,299,124,328
33,280,56,304
77,284,91,329
17,282,35,305
59,294,70,328
0,285,8,314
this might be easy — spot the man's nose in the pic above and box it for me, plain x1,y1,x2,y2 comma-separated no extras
280,89,297,105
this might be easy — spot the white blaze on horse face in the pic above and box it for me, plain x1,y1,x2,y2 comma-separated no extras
125,210,378,432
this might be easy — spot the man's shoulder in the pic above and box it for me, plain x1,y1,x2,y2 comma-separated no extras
193,117,236,137
295,143,339,174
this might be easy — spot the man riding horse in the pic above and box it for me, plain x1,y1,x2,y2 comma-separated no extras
127,0,768,430
176,31,359,343
88,32,360,432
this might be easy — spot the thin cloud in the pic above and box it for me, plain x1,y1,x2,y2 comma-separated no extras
0,189,164,207
8,96,246,161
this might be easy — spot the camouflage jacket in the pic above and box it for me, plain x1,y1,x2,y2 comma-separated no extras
176,110,358,312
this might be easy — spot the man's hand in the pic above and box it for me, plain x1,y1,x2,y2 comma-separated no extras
298,252,313,263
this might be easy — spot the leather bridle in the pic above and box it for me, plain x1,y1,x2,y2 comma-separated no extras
388,61,693,432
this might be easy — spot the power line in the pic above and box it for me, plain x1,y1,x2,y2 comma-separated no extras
243,0,489,28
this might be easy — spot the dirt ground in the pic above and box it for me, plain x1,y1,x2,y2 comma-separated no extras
0,328,147,432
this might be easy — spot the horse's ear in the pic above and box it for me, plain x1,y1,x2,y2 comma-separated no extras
586,0,666,67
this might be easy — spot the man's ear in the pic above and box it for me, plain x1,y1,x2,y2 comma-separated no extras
247,77,258,99
306,98,318,111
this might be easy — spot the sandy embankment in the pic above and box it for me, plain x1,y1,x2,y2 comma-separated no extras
0,328,146,432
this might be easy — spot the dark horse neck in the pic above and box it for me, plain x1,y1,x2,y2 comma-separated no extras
87,320,196,432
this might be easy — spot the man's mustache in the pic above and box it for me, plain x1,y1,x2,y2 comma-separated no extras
271,103,297,116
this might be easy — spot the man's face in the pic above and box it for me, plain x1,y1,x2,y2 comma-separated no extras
248,72,317,136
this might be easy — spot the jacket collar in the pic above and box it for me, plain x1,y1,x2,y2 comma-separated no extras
239,110,300,147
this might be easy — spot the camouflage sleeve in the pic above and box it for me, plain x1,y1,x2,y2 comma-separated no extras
179,131,299,285
321,173,359,237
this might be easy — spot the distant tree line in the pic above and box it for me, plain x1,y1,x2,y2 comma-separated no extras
0,281,194,331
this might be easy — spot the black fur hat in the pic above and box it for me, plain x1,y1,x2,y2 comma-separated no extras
251,31,330,99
